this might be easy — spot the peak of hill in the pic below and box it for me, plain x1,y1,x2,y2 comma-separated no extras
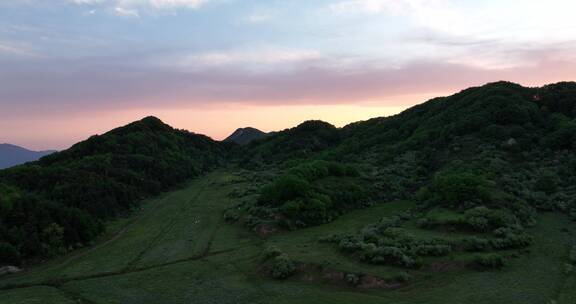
293,120,336,132
42,116,217,165
236,120,340,164
224,127,267,145
0,143,56,169
109,116,172,135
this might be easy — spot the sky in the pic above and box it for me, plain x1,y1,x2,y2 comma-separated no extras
1,0,576,150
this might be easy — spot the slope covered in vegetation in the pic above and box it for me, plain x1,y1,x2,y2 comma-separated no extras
0,116,225,263
228,81,576,280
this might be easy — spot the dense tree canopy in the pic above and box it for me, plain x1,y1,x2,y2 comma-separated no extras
0,116,225,264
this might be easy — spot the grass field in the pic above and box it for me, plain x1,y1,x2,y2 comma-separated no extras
1,169,575,304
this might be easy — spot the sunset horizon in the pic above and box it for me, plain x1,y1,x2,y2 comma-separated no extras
3,1,576,150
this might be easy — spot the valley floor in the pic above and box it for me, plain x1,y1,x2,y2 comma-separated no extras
1,169,575,304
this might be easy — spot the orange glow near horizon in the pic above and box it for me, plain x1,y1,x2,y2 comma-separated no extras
4,1,576,152
5,75,576,151
0,102,420,151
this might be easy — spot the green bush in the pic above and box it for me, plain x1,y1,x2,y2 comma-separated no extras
472,254,506,269
463,207,518,232
258,175,311,206
414,245,452,257
263,245,283,260
419,172,489,209
395,272,412,283
462,237,492,252
271,254,296,279
345,273,361,286
255,160,369,227
337,236,363,252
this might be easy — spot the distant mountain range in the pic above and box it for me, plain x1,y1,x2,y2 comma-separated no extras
0,144,56,169
223,127,267,145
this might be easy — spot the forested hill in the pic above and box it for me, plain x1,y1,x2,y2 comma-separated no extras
338,81,576,158
236,81,576,237
237,81,576,165
0,116,225,264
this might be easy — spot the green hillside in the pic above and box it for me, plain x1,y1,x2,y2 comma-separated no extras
1,82,576,303
0,116,225,264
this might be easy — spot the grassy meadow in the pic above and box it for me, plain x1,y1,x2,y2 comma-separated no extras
0,169,575,304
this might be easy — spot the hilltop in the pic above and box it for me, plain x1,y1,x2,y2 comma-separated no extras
224,127,267,145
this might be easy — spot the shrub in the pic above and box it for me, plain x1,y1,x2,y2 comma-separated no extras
263,245,283,260
463,207,518,232
259,175,311,206
472,254,506,269
345,273,361,286
376,216,402,232
466,216,490,232
255,160,367,227
338,236,363,252
271,254,296,279
395,271,412,283
422,172,489,209
360,227,380,243
462,237,492,252
490,233,533,250
415,245,452,257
